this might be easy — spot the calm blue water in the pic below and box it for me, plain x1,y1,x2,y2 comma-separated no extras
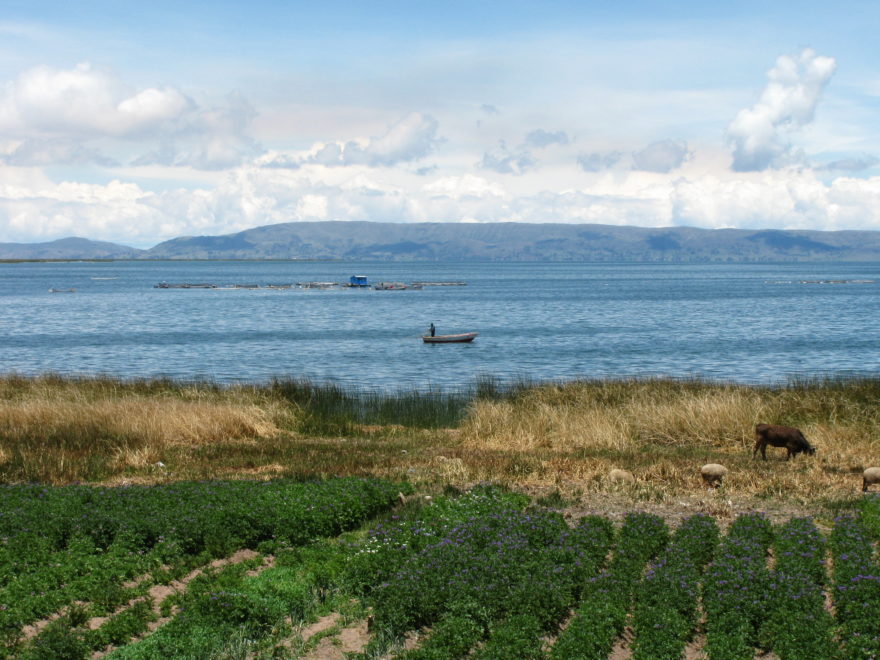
1,261,878,389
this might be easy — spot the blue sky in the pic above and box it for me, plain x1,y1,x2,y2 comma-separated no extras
1,1,880,246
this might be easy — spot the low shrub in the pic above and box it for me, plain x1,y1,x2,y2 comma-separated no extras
758,518,833,659
830,514,880,658
0,477,404,656
703,513,773,660
397,610,485,660
550,512,669,660
88,600,155,650
474,614,545,660
630,514,719,660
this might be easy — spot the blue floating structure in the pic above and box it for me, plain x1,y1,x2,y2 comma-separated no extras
348,275,370,287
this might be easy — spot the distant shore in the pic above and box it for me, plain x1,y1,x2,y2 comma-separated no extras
6,221,880,261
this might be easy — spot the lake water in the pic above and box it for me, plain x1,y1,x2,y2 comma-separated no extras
1,260,878,389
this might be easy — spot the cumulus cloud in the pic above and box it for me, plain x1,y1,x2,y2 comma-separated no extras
479,140,536,174
631,139,690,173
0,63,261,170
817,155,879,172
7,155,880,246
576,151,623,172
2,138,118,166
0,176,166,245
356,112,439,166
0,62,192,138
727,49,837,172
668,169,880,230
477,130,568,174
524,129,570,148
260,112,439,170
131,92,263,170
423,174,506,200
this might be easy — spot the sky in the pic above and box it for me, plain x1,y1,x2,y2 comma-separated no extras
2,1,880,247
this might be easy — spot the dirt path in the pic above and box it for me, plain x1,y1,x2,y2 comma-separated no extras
303,619,370,659
608,626,633,660
559,491,826,529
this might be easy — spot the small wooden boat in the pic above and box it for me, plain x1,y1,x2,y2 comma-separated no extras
422,332,478,344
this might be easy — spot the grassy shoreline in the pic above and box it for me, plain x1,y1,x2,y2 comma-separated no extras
1,373,878,506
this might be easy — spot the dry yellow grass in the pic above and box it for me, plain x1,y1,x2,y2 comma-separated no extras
2,398,286,444
3,375,880,505
459,382,766,451
0,376,297,483
456,380,880,501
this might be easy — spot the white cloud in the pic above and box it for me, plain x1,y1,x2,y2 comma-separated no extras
360,112,439,166
132,92,263,170
296,194,328,219
423,174,506,200
479,140,536,174
259,112,439,169
727,49,837,171
576,151,623,172
0,63,261,170
0,63,192,138
0,175,166,244
6,151,880,247
524,129,570,148
2,137,118,166
817,155,879,172
632,139,690,173
669,169,880,230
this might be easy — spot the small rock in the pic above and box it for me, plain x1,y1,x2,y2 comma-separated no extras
608,469,635,483
700,463,728,489
863,467,880,492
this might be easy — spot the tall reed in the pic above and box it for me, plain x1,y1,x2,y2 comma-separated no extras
269,378,474,433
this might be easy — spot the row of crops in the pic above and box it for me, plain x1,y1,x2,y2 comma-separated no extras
0,477,406,659
2,480,880,659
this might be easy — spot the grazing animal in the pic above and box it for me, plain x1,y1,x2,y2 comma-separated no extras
863,467,880,492
700,463,728,488
753,424,816,461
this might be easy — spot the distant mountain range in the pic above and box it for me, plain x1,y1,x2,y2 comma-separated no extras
4,221,880,262
0,237,144,260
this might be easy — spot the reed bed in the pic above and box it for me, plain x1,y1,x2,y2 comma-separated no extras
2,374,880,502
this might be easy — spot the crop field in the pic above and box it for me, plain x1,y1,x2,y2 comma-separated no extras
3,480,880,659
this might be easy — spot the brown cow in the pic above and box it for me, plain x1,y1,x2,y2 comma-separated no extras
753,424,816,461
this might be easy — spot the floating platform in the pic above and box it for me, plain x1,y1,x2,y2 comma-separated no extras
374,281,422,290
154,282,217,289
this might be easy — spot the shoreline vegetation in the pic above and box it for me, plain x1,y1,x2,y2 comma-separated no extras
1,373,878,505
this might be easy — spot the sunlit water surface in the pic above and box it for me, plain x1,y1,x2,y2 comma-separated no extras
1,261,878,389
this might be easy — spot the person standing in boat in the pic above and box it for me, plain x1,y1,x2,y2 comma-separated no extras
429,323,436,337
